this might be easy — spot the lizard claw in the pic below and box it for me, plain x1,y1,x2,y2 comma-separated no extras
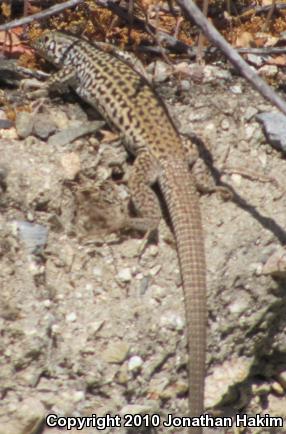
20,78,49,100
26,88,49,100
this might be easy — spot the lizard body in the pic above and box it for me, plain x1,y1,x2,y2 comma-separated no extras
32,32,207,432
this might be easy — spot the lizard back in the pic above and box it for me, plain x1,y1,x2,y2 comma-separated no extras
34,32,183,159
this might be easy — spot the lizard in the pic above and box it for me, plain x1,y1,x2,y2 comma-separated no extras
30,31,207,432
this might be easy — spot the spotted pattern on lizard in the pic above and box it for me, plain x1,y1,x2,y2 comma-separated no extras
31,31,207,433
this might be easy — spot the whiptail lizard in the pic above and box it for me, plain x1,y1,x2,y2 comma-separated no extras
31,31,207,432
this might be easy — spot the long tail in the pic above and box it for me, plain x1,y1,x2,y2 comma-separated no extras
160,157,206,432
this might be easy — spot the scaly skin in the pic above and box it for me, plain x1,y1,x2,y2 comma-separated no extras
32,32,207,432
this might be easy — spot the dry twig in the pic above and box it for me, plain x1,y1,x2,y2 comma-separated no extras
262,0,276,31
238,47,286,54
196,0,208,64
243,1,286,15
0,0,83,31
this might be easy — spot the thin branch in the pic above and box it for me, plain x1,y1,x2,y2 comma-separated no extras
232,2,286,22
243,2,286,14
0,0,83,32
136,44,170,55
262,0,276,31
176,0,286,116
143,6,176,66
0,0,54,3
196,0,208,63
238,47,286,55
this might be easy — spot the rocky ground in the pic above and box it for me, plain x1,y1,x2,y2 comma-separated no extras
1,60,286,434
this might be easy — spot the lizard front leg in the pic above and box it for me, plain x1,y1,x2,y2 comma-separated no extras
23,66,79,98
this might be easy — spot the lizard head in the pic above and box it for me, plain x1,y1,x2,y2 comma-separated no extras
31,31,77,67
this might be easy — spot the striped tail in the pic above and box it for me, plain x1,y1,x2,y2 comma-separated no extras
159,157,206,433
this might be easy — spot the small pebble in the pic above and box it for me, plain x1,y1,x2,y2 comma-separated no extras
147,60,172,83
150,284,166,300
160,313,184,331
61,152,81,180
244,106,258,121
230,85,242,94
66,312,77,322
73,390,85,402
231,173,242,186
245,124,256,141
258,64,278,78
246,54,265,67
120,403,159,416
43,300,51,308
271,381,284,395
33,113,57,139
180,80,191,91
256,111,286,152
128,356,143,371
228,294,251,315
93,266,103,278
258,152,267,167
16,221,48,254
85,282,94,292
28,260,45,276
203,65,232,82
221,119,230,130
0,119,13,129
277,371,286,389
146,245,159,257
1,128,18,139
15,112,33,139
117,268,132,283
51,324,60,334
48,120,104,147
261,247,286,276
139,276,149,295
103,342,130,364
252,382,270,396
149,265,161,276
16,398,45,434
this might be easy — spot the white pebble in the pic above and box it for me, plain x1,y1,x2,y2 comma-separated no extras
66,312,77,322
93,266,103,278
128,356,143,371
73,391,85,402
221,119,230,130
117,268,132,282
149,265,161,276
43,300,51,308
230,85,242,94
161,313,184,331
146,245,159,257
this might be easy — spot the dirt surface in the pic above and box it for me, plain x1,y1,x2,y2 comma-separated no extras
1,63,286,434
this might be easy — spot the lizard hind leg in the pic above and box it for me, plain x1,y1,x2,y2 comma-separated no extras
127,150,162,243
